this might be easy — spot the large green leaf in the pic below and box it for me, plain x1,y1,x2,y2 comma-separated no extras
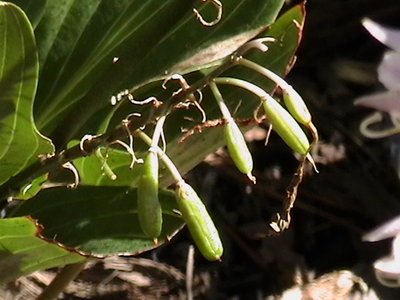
11,186,184,256
73,146,143,187
1,3,305,280
159,4,307,185
0,217,86,283
73,4,306,188
0,2,53,186
28,0,284,145
7,0,47,28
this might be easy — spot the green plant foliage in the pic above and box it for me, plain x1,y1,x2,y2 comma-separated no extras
145,3,307,185
0,0,308,282
15,173,48,200
72,145,140,186
11,186,184,257
27,0,285,144
0,2,54,186
0,217,85,283
72,4,306,188
7,0,47,28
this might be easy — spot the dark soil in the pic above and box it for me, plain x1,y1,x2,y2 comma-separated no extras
5,0,400,299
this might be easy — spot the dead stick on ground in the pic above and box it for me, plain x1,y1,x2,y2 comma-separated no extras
36,262,87,300
186,245,195,300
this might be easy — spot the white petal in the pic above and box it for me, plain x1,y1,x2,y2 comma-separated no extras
378,51,400,90
362,18,400,52
374,256,400,287
374,255,400,275
355,90,400,113
363,215,400,241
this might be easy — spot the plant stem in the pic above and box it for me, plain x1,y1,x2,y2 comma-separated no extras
239,58,292,92
209,81,233,121
0,110,151,202
95,148,117,180
185,245,195,300
0,38,273,202
239,59,319,153
135,130,184,184
150,115,167,150
213,77,270,100
168,38,274,101
36,262,87,300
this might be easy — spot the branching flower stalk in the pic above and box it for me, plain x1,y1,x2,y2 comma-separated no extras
238,58,319,145
134,129,183,184
160,38,275,103
213,77,312,158
163,74,207,122
0,37,282,204
134,129,223,261
213,76,314,231
0,111,152,202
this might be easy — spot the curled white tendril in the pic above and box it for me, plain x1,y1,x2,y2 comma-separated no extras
193,0,222,27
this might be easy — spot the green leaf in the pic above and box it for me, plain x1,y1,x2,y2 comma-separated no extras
129,0,286,85
210,3,306,120
0,217,86,283
71,143,141,187
0,2,307,279
33,0,194,134
30,0,284,144
0,2,54,186
74,4,306,188
11,186,184,256
162,4,307,183
8,0,47,28
15,173,48,200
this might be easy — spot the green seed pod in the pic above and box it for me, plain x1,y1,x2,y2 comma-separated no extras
282,89,319,163
137,150,162,239
175,182,223,261
282,88,312,126
262,97,310,156
224,119,255,183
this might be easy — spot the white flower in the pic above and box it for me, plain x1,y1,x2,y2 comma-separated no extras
355,19,400,138
358,20,400,287
363,215,400,287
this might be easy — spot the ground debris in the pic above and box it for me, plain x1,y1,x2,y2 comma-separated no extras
277,270,377,300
